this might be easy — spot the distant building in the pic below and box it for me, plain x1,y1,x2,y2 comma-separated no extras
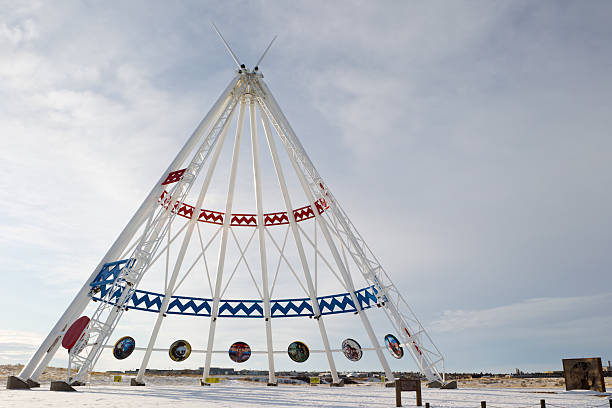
209,367,236,375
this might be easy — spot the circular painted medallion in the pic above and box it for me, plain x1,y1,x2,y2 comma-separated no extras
169,339,192,362
342,338,363,362
287,341,310,363
62,316,90,350
113,336,136,360
384,334,404,359
228,341,251,363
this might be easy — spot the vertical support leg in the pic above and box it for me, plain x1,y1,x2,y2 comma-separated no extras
248,97,276,385
255,80,396,382
259,106,339,384
30,335,61,383
134,100,237,385
17,76,239,384
270,110,395,381
203,99,247,382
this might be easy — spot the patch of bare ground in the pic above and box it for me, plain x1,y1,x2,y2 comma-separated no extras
459,376,612,389
2,365,612,389
0,364,108,384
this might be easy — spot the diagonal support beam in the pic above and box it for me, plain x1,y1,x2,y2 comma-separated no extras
249,96,276,384
203,98,247,382
255,78,395,383
135,94,238,384
20,76,241,384
255,76,446,383
259,101,340,384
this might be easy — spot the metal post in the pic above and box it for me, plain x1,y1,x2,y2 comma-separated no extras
271,101,395,381
134,97,237,384
255,77,445,384
248,97,276,385
481,401,486,408
203,98,247,382
540,399,546,408
17,76,239,384
395,379,402,407
259,104,339,384
66,77,247,385
255,83,395,381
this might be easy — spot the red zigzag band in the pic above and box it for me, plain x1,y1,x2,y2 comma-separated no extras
159,190,329,227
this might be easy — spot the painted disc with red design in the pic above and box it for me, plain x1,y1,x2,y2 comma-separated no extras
228,341,251,363
62,316,90,350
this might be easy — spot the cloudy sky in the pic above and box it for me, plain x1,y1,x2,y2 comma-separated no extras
1,1,611,376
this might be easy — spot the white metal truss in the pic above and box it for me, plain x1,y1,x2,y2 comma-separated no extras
249,97,276,384
260,94,340,384
254,77,446,383
14,63,446,388
67,79,248,383
16,76,241,385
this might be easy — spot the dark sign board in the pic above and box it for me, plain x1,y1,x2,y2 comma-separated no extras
562,357,606,392
397,378,420,391
395,378,422,407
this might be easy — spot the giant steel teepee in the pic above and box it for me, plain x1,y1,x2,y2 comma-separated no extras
8,29,447,390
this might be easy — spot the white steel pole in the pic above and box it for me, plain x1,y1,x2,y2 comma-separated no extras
18,76,239,383
279,135,396,382
135,99,237,384
248,97,276,385
203,98,247,382
256,78,445,383
259,105,340,384
68,79,247,385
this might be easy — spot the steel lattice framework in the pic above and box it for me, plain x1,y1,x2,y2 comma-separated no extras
12,57,446,389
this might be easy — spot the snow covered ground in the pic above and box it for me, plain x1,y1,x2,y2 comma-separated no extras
2,379,611,408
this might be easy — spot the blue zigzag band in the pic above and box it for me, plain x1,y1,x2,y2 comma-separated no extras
90,259,379,318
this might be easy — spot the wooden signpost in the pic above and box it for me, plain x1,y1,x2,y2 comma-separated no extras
395,378,422,407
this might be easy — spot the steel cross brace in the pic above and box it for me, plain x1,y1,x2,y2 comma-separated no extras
254,77,446,384
65,78,248,383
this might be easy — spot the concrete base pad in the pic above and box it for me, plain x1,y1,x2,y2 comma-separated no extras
384,382,396,388
130,378,145,386
330,379,345,387
71,381,85,386
26,379,40,388
441,380,458,389
199,379,211,386
6,376,30,390
267,383,278,386
50,381,76,392
427,380,442,388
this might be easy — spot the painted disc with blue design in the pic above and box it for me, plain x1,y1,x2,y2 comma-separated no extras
113,336,135,360
384,334,403,359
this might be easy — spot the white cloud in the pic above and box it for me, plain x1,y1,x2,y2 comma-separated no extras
0,1,611,374
0,329,43,364
429,292,612,334
0,19,38,46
